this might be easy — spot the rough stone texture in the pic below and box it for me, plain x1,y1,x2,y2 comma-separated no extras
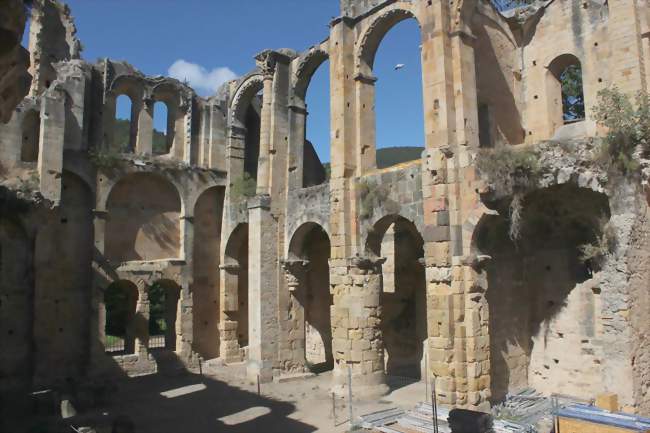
0,0,31,123
3,0,650,425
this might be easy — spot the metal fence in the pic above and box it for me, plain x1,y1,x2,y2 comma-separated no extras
491,0,531,12
105,335,125,353
149,334,166,349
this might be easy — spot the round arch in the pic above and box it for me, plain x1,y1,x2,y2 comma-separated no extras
288,222,330,260
230,74,264,129
104,172,183,262
293,48,330,101
356,4,421,76
365,214,424,258
110,74,146,101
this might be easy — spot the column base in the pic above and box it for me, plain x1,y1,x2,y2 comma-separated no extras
247,359,274,383
331,369,389,400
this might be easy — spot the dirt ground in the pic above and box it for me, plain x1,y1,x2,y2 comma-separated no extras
63,362,430,433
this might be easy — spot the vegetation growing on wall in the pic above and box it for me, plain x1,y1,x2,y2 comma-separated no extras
230,173,257,202
578,218,617,269
89,147,122,169
593,87,650,176
358,179,391,220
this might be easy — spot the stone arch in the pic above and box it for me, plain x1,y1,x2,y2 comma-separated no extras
220,223,249,360
288,221,330,259
545,53,586,136
103,280,139,354
192,186,225,359
473,183,612,402
292,47,331,188
356,5,421,77
105,172,182,262
229,74,264,182
366,214,427,380
293,48,330,101
286,222,333,372
20,108,40,162
107,75,145,153
151,82,182,155
230,74,264,129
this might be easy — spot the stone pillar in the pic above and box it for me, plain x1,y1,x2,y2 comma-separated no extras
89,210,108,375
247,195,279,382
380,224,396,293
219,263,243,363
136,97,153,155
287,102,307,189
330,256,388,398
422,147,457,405
354,74,377,174
280,259,310,371
133,279,150,356
255,52,275,195
209,105,227,172
38,90,65,204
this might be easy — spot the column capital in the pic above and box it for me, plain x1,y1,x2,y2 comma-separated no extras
281,259,310,291
255,50,292,80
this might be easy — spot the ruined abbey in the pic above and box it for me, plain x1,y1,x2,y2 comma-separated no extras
2,0,650,430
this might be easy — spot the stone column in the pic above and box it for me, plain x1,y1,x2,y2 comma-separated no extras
422,147,457,405
354,74,378,174
287,102,308,190
38,90,65,204
255,51,276,195
280,259,310,371
219,263,244,363
136,97,153,155
89,210,108,375
247,195,279,382
330,256,388,398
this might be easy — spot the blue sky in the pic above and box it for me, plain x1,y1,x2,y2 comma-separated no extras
24,1,424,163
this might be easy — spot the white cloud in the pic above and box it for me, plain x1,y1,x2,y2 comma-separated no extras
168,59,237,96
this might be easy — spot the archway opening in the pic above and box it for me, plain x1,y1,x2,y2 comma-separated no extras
476,184,610,402
148,280,181,351
304,59,331,186
105,173,181,262
373,18,424,168
104,280,139,355
547,54,585,134
289,223,333,373
244,92,262,182
223,223,249,360
113,94,134,153
21,110,40,162
192,187,225,359
153,100,170,155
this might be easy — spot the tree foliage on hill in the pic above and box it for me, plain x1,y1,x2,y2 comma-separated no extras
113,118,168,154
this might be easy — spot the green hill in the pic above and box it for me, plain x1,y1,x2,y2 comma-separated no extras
376,146,424,169
113,118,167,154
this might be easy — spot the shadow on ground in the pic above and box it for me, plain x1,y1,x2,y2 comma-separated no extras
70,371,317,433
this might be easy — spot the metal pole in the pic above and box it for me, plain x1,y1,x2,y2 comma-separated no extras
257,375,260,396
425,352,429,403
348,365,354,428
431,376,439,433
332,392,336,426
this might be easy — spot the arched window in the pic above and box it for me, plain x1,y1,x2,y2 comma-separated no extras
148,281,181,351
153,101,171,155
21,110,40,162
114,94,134,152
304,59,330,186
244,93,261,181
547,55,585,131
373,18,424,169
104,281,139,354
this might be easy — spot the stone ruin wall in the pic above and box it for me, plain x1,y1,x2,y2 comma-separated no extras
1,0,650,422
